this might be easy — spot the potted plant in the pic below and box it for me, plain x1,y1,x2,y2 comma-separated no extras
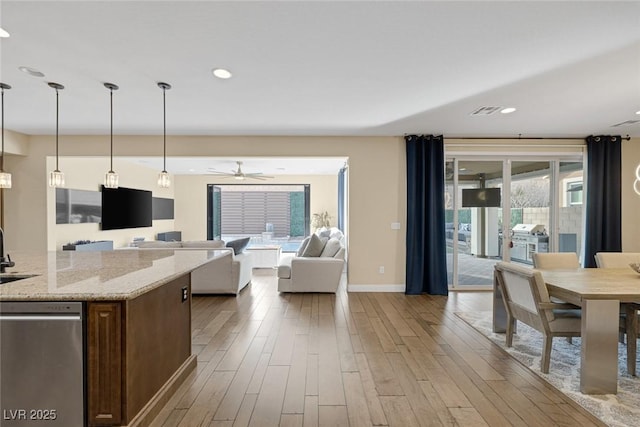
311,211,331,230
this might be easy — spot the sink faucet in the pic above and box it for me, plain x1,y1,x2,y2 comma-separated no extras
0,227,15,273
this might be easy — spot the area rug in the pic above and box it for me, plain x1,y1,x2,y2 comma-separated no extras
456,311,640,427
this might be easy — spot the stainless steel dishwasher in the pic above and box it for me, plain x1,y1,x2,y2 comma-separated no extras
0,301,85,426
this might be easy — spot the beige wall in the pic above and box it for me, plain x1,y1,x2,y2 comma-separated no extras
3,135,406,288
48,157,175,250
174,174,338,241
4,134,637,289
622,137,640,252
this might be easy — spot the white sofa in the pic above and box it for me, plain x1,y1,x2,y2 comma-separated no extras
277,234,345,293
136,240,253,295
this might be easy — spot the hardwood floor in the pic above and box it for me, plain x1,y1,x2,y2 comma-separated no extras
149,270,605,427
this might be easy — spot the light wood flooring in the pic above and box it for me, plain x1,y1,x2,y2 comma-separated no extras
149,270,605,427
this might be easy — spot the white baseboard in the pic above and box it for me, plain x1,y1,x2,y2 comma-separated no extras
347,284,405,292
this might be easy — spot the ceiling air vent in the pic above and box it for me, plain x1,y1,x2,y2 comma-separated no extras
611,120,640,127
470,106,502,116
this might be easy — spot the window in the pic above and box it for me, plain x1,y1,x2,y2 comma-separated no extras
567,181,583,206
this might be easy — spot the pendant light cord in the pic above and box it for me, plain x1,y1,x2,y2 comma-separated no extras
109,87,114,172
163,86,167,172
55,88,59,170
1,87,4,172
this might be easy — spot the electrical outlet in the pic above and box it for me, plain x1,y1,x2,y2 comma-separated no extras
378,266,385,274
181,286,188,302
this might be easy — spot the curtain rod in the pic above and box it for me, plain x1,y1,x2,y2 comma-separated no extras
404,134,631,141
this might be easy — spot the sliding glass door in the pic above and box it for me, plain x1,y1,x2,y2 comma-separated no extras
446,154,584,289
446,160,504,288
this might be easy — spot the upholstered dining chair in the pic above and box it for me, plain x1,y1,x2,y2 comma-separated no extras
494,262,582,373
594,252,640,268
594,252,640,376
532,252,580,270
532,252,581,343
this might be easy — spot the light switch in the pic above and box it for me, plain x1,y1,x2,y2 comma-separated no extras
391,222,401,230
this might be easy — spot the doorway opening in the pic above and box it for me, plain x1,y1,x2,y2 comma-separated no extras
207,184,310,253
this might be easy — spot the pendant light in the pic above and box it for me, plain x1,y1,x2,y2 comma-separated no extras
104,83,119,188
0,83,12,189
48,82,65,187
157,82,171,188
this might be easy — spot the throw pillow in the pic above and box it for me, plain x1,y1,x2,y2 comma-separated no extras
226,237,251,255
296,236,311,257
316,227,331,238
320,238,342,257
301,234,326,257
329,227,344,241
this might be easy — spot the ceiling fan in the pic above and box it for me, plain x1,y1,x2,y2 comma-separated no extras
206,161,274,181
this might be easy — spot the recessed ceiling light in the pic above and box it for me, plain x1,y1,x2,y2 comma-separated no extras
212,68,232,79
18,66,45,78
635,110,640,115
189,168,196,172
0,27,9,38
500,107,517,114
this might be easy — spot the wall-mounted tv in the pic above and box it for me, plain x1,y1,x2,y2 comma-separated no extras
101,186,153,230
462,188,501,208
56,188,102,224
152,197,175,220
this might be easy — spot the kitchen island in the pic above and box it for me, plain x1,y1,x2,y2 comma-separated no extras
0,249,226,427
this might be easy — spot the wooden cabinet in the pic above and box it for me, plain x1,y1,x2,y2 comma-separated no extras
87,302,122,426
86,275,193,426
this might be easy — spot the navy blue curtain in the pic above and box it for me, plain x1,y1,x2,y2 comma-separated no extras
405,135,448,295
584,135,622,267
337,166,346,231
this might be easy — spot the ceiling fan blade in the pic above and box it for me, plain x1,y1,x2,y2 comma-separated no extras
205,171,234,177
245,173,274,179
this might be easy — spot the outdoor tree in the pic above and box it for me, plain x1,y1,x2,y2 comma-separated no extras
510,179,549,208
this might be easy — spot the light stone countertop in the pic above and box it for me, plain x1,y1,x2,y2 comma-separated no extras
0,249,228,301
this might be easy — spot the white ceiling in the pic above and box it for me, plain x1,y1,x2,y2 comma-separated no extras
1,0,639,140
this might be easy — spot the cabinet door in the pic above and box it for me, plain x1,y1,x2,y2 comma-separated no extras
87,302,122,426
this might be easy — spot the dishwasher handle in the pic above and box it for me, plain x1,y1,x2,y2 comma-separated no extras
0,314,82,321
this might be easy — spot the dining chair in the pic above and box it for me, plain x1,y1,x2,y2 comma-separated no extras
532,252,582,345
594,252,640,376
532,252,580,270
594,252,640,268
494,261,582,373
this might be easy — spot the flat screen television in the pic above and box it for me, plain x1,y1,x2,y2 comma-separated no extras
152,197,175,220
462,188,501,208
101,186,153,230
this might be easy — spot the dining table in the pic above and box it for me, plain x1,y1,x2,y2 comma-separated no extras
493,267,640,395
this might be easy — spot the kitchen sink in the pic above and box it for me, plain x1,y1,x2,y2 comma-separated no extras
0,274,37,284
